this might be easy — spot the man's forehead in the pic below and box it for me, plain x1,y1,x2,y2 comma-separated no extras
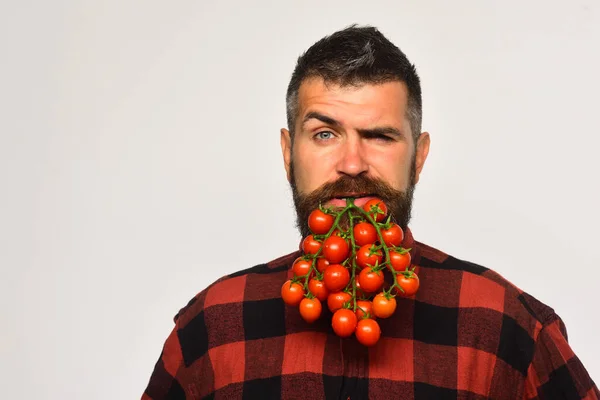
296,77,409,126
298,76,407,97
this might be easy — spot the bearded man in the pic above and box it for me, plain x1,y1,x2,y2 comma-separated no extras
142,25,598,400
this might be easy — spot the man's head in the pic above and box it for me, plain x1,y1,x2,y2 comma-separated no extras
280,25,431,237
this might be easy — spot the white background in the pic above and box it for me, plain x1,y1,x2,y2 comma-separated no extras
1,1,599,398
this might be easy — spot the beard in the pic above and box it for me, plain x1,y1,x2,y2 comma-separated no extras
290,157,417,238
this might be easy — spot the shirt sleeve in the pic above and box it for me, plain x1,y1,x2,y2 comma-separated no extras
523,317,599,399
141,321,187,400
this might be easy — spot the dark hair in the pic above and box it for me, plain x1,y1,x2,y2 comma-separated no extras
286,25,422,142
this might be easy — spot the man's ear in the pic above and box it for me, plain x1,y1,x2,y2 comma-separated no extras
413,132,430,184
280,128,292,182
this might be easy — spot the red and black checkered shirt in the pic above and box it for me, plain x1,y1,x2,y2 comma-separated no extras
142,229,598,399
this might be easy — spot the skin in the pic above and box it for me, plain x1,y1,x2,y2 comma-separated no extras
280,77,431,200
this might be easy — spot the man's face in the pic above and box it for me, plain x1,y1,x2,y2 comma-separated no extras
281,77,430,237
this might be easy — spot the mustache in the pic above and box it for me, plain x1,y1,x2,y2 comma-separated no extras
290,160,417,238
292,175,410,237
297,175,402,207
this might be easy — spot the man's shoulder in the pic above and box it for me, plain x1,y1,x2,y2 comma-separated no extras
172,251,299,327
416,240,560,330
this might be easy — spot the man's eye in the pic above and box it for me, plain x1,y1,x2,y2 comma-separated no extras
316,131,334,140
376,135,394,142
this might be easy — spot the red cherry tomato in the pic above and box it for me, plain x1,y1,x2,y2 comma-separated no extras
327,291,351,312
372,293,397,318
302,235,321,255
323,235,349,264
381,223,404,247
389,250,411,271
356,244,383,269
299,297,322,323
353,222,377,247
292,258,312,277
316,257,330,273
331,308,357,338
308,209,334,235
355,318,381,346
362,198,388,223
396,272,420,297
308,278,329,301
323,264,350,292
281,280,305,306
355,300,375,320
357,267,385,293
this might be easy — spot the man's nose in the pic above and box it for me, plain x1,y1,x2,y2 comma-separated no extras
335,137,369,177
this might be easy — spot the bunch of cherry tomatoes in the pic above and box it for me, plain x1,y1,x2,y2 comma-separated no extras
281,198,419,347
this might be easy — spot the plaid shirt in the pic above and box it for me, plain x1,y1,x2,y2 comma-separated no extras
142,228,598,399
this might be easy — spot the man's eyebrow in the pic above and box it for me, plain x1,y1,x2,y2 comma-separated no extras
302,111,404,139
302,112,341,127
357,126,404,139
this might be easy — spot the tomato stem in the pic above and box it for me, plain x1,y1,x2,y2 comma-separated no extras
303,258,317,292
347,202,359,312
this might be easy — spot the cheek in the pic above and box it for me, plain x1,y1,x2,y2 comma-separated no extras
292,146,336,194
370,150,413,190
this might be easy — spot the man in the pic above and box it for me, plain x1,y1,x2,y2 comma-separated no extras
142,25,598,399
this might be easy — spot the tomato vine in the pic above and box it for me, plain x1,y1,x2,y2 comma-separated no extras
281,198,420,346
